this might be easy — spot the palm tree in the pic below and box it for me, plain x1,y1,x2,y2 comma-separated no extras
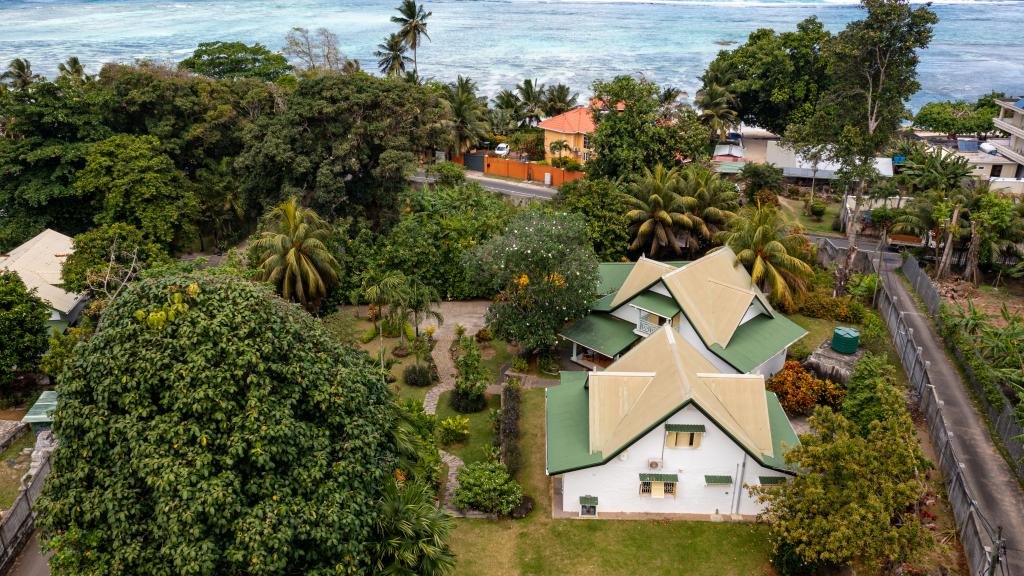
694,83,738,142
486,107,517,137
372,480,456,576
623,164,700,257
549,139,569,159
714,204,813,311
935,182,978,280
543,83,578,116
362,269,410,373
493,89,525,126
678,167,739,240
902,146,971,196
250,197,340,313
375,33,413,77
391,0,431,75
405,278,443,339
1,58,40,92
441,76,488,154
58,56,90,84
515,79,546,125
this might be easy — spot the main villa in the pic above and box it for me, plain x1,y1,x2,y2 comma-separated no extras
546,248,806,519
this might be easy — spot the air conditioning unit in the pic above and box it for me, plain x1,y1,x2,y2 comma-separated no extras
647,458,663,471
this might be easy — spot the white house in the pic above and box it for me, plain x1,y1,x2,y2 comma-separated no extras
559,248,807,378
0,229,87,332
547,248,804,519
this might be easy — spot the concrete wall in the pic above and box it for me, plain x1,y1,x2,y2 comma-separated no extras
561,403,788,516
483,157,585,186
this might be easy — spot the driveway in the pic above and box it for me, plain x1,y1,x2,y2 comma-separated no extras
7,532,50,576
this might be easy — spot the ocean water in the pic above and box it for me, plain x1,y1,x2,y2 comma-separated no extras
1,0,1023,109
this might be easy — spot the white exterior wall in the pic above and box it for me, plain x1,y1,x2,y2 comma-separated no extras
648,282,672,298
673,314,738,374
610,303,639,323
750,348,787,378
560,404,788,516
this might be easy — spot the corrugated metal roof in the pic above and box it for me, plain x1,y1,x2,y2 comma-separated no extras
709,313,807,373
665,423,706,433
705,475,733,485
0,229,85,315
628,291,681,318
559,314,641,358
23,390,58,424
640,473,679,482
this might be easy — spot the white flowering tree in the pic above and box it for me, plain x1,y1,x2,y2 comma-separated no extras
464,210,599,352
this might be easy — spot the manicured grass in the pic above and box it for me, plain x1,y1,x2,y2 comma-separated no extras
448,390,775,576
479,340,515,381
0,431,35,510
778,196,841,235
436,391,500,465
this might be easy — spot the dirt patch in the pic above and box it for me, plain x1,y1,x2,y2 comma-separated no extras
0,409,27,421
480,346,496,360
938,276,1024,327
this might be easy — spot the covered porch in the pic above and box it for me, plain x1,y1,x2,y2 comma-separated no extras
559,314,641,371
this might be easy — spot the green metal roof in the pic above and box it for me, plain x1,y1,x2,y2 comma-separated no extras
640,473,679,482
709,313,807,373
579,495,599,505
559,314,640,358
705,475,733,485
546,372,603,474
596,261,688,296
760,391,800,472
665,423,706,433
759,476,787,485
591,292,617,312
713,161,747,174
23,390,58,424
628,291,681,318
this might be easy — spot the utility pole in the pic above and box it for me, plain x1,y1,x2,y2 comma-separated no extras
986,526,1005,576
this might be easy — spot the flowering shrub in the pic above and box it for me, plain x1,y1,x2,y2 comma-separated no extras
767,361,846,415
453,461,523,515
438,416,470,446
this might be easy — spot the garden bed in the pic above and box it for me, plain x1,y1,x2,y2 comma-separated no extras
435,391,500,465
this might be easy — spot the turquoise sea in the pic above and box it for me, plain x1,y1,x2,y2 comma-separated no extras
1,0,1023,109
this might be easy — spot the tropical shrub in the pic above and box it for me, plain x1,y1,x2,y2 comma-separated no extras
451,337,488,413
510,357,529,373
799,292,865,323
453,461,523,515
552,177,631,261
372,480,455,575
498,379,522,474
767,361,845,415
427,160,465,185
0,271,49,391
846,273,877,303
438,416,470,446
404,364,433,387
360,324,378,344
37,271,399,574
810,201,827,220
842,353,899,434
550,157,583,172
755,188,780,207
475,327,493,342
787,342,811,362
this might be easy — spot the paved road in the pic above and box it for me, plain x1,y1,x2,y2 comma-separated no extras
881,259,1024,573
464,172,556,200
8,532,50,576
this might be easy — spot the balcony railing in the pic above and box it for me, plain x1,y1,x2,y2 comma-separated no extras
989,140,1024,165
635,318,659,336
994,117,1024,138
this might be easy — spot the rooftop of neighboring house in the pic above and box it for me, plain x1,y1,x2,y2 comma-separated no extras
538,106,596,135
765,141,894,179
917,137,1016,166
562,249,807,373
0,229,85,315
546,325,800,475
996,97,1024,113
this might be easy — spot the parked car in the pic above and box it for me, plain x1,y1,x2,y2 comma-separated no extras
494,143,510,157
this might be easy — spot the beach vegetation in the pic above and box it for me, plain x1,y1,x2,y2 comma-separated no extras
374,33,413,77
178,41,291,81
391,0,432,75
913,92,1005,139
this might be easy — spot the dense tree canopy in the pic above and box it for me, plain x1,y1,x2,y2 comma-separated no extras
178,41,292,81
465,211,598,351
38,271,400,575
0,271,49,389
586,76,709,179
553,178,631,261
912,92,1005,138
61,223,170,296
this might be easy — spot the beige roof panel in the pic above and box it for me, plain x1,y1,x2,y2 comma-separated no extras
586,326,774,459
0,229,84,314
609,256,677,308
661,247,772,347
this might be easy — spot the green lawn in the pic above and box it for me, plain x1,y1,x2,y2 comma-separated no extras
0,431,35,510
448,389,775,576
436,391,501,465
790,312,909,388
480,340,516,382
778,196,841,235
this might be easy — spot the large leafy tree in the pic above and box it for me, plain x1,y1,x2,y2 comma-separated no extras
76,134,198,249
441,76,488,154
465,211,598,352
913,92,1004,139
701,18,832,134
391,0,432,75
250,197,341,313
715,204,813,311
553,177,632,261
236,72,448,219
587,76,709,179
0,271,49,390
38,271,405,574
61,223,170,299
755,385,927,571
178,41,291,81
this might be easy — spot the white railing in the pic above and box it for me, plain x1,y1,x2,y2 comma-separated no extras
635,318,658,336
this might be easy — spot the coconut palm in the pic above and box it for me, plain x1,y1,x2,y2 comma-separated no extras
441,76,488,154
549,139,569,159
250,197,340,313
493,89,525,126
935,182,979,280
678,167,739,239
375,33,413,77
543,83,578,116
623,164,700,257
391,0,431,75
695,83,738,141
372,480,456,576
486,107,518,137
714,204,813,310
515,79,546,125
1,58,40,92
57,56,90,84
362,269,410,373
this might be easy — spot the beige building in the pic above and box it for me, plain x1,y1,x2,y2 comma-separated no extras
0,229,87,332
991,98,1024,179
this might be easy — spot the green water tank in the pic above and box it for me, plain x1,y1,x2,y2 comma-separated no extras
831,327,860,354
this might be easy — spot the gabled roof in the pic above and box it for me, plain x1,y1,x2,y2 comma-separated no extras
661,247,774,348
547,326,799,475
538,107,595,135
609,256,677,308
0,229,85,314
